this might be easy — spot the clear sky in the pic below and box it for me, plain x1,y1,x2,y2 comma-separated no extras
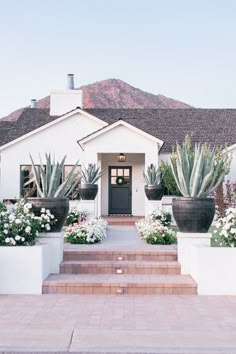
0,0,235,117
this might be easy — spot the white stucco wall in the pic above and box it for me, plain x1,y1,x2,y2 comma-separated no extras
101,153,145,216
0,112,105,200
159,152,170,163
50,90,83,116
82,125,159,161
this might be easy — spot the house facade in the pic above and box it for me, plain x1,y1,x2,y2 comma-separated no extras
0,75,236,216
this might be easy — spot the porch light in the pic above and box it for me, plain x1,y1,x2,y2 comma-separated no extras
118,153,126,162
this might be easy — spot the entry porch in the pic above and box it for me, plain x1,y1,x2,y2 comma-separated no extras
78,119,164,217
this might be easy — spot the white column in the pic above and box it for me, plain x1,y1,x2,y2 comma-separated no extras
78,200,96,218
177,232,211,275
145,200,162,216
37,232,64,274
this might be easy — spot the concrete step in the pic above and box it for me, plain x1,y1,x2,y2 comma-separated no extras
63,250,177,262
43,274,197,295
60,260,181,275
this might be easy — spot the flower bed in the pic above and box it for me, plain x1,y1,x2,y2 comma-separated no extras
65,209,87,226
136,210,176,245
213,208,236,247
65,218,107,244
148,209,172,226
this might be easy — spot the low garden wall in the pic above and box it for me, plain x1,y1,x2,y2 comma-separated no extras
190,246,236,295
177,232,236,295
0,244,51,294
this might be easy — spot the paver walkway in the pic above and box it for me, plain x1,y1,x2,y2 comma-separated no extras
1,295,236,352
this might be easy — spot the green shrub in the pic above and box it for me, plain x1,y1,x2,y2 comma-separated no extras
160,161,181,196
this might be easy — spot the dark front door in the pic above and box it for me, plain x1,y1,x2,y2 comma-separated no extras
109,166,132,215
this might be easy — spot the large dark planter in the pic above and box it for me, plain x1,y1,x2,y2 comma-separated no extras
172,197,215,233
27,198,69,232
78,184,98,200
144,185,164,200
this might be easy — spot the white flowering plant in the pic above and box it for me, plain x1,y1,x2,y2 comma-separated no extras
0,199,56,246
148,209,172,227
65,218,107,244
136,218,176,245
213,208,236,247
65,209,88,226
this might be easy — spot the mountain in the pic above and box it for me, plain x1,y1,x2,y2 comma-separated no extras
1,79,191,121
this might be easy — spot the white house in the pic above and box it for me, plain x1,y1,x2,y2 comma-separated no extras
0,74,236,217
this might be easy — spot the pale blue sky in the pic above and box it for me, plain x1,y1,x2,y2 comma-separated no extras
0,0,235,117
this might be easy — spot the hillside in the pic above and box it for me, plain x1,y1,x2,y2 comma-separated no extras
2,79,191,121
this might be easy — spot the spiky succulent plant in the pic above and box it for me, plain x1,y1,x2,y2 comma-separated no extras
27,154,80,198
80,163,102,184
143,164,162,186
170,136,232,198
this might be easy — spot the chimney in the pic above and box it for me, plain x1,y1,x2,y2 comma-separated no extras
30,99,37,108
50,74,83,116
67,74,74,90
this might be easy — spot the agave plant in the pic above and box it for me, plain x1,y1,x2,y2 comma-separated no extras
25,154,81,198
80,163,102,184
170,136,232,198
143,164,162,186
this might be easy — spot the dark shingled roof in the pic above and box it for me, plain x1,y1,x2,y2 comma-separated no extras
85,109,236,152
0,108,59,147
0,108,236,152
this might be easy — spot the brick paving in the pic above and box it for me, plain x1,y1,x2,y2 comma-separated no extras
1,295,236,352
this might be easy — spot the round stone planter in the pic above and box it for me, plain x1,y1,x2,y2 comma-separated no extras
27,198,69,232
78,184,98,200
144,185,164,200
172,197,215,233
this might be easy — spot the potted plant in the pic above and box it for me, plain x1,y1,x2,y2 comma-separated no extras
143,164,164,200
26,154,80,232
78,163,102,200
170,136,231,232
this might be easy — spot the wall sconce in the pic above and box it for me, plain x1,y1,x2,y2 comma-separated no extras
117,153,126,162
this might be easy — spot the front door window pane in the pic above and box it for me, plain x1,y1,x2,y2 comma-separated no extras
111,169,117,176
111,177,117,184
124,169,130,177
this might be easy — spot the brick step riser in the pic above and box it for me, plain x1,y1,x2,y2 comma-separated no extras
64,255,177,262
43,285,197,295
60,266,181,275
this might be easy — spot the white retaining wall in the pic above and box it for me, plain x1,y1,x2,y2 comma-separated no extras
0,245,50,294
177,232,236,295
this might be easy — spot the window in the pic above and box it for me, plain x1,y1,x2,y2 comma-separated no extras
20,165,81,199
